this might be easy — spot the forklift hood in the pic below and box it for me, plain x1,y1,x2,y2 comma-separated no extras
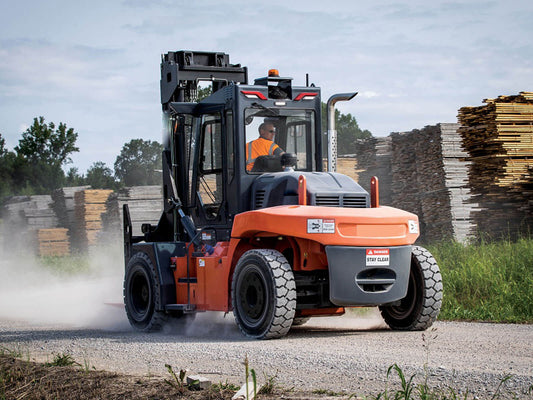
231,205,420,247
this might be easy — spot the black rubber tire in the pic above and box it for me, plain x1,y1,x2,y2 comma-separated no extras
379,246,442,331
292,317,311,326
231,249,296,339
124,252,168,331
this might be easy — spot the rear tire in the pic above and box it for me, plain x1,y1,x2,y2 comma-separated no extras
124,252,168,331
379,246,442,330
292,317,311,326
232,249,296,339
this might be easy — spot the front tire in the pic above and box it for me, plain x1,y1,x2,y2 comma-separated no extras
379,246,442,330
124,252,167,331
232,249,296,339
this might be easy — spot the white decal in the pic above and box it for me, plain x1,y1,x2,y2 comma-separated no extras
408,220,419,234
307,219,335,234
366,249,390,266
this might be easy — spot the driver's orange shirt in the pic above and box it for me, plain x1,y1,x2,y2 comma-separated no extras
245,137,282,171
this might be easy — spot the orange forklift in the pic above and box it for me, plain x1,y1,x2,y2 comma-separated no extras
123,51,442,339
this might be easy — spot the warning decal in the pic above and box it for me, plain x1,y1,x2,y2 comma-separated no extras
307,219,335,234
366,248,390,266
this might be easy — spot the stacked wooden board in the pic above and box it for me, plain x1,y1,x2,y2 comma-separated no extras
355,136,393,205
355,125,477,243
51,186,90,229
101,185,163,240
1,195,58,254
336,156,359,182
37,228,70,256
390,130,429,238
1,186,165,255
72,189,113,251
458,91,533,239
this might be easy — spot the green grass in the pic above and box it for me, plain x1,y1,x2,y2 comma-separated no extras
45,352,80,367
364,363,518,400
39,254,91,276
427,237,533,323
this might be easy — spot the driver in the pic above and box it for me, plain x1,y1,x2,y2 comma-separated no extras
246,122,285,171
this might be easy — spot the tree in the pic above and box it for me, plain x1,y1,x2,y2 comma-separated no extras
321,103,372,155
197,86,212,101
0,133,6,158
15,116,79,166
0,133,15,199
86,161,116,189
65,167,86,187
114,139,163,186
12,117,79,194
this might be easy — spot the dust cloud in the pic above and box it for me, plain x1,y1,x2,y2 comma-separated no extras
0,233,386,336
0,244,130,331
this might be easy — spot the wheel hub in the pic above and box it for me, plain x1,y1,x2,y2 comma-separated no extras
239,271,266,320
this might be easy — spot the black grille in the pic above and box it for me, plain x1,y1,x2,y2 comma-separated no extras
315,195,340,207
255,190,266,209
315,194,367,208
343,195,367,208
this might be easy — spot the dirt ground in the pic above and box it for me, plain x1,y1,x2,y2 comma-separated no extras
0,354,341,400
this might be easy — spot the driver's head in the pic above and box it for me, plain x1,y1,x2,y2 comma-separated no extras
259,122,276,141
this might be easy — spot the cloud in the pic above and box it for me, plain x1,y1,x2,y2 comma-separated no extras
0,39,130,103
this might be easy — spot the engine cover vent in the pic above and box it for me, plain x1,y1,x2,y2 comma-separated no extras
315,194,367,208
255,189,266,209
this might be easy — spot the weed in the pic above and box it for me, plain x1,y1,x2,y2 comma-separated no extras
490,374,512,400
312,388,344,396
388,363,416,399
45,352,80,367
243,355,250,398
212,380,240,391
0,345,22,358
164,363,187,393
258,371,279,395
82,357,95,372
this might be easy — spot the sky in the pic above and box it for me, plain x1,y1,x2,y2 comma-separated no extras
0,0,531,173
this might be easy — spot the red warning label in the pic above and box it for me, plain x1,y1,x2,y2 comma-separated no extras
366,249,390,266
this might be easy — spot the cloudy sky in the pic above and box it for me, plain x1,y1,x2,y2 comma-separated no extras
1,0,531,173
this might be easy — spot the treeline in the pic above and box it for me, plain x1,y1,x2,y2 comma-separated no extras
0,107,371,202
0,117,162,201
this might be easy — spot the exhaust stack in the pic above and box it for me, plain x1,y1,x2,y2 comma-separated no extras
326,92,357,172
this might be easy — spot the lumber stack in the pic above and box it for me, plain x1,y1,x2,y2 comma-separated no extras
72,189,113,251
390,130,428,237
355,125,477,243
355,136,393,205
336,156,359,182
413,124,477,243
2,195,58,230
1,195,59,255
458,91,533,239
439,123,479,242
37,228,70,256
101,185,163,240
51,186,90,229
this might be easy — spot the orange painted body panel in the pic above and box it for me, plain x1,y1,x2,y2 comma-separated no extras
231,205,419,246
170,205,419,314
172,243,233,312
298,307,345,317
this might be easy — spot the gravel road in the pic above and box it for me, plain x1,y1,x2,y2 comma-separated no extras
0,310,531,399
0,255,531,398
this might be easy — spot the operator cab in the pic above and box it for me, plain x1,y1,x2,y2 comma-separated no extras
244,109,316,173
